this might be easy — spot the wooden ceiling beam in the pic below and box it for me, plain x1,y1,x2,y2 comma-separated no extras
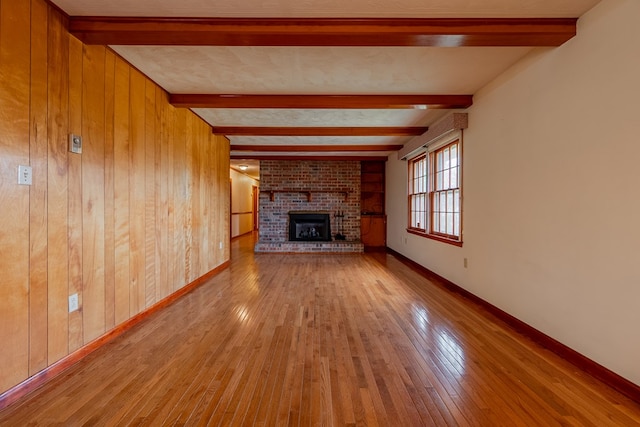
213,126,428,136
172,94,472,109
230,144,402,152
69,17,577,47
231,155,390,161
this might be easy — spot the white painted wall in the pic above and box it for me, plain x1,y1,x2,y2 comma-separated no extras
230,169,259,238
387,0,640,385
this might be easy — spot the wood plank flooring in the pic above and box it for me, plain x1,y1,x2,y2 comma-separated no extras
1,233,639,426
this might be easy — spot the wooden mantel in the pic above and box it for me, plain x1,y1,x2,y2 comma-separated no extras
263,189,350,202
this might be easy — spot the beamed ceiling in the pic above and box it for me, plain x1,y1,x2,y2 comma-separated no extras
51,0,601,173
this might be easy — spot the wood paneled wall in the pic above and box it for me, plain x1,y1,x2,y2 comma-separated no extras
0,0,230,394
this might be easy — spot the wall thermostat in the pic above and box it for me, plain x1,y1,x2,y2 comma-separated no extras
69,134,82,154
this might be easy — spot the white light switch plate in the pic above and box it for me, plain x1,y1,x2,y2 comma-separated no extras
69,293,79,313
18,165,32,185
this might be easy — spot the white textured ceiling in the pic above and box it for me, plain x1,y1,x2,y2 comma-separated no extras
194,108,447,150
51,0,601,160
111,46,533,95
193,109,442,128
53,0,599,18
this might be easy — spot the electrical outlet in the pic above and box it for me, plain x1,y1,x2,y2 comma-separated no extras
404,237,408,244
18,165,32,185
69,293,79,313
219,241,223,249
464,258,468,268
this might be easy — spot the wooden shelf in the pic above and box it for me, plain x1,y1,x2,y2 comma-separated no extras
263,189,350,202
361,160,386,248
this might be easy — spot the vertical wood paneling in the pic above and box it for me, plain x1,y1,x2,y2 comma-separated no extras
214,135,221,265
184,114,194,283
81,44,106,343
204,123,211,268
28,0,49,375
144,79,156,309
67,34,84,353
0,0,31,392
219,135,231,263
173,110,187,289
190,120,201,280
104,49,116,330
113,57,130,325
211,134,219,267
158,89,171,298
200,129,211,272
1,0,231,396
129,69,146,315
165,102,176,293
207,133,215,271
46,7,69,365
154,88,162,300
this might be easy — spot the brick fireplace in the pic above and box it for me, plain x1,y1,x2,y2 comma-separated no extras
254,160,364,253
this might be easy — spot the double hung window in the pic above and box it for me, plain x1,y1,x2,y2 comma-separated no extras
407,139,462,245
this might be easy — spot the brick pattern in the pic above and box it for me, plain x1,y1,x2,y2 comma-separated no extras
254,241,364,253
257,161,361,252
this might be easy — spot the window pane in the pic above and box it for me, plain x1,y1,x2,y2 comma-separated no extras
447,190,454,213
443,168,450,190
443,147,450,170
450,144,458,167
436,171,443,190
454,213,460,237
446,213,454,235
439,193,446,212
439,213,446,232
451,167,458,188
454,189,460,212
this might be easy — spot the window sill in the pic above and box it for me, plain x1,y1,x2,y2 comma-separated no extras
406,228,463,247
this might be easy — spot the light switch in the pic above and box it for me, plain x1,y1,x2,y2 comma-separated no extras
69,293,79,312
18,165,32,185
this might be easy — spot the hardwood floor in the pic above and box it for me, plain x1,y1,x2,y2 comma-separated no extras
1,233,639,426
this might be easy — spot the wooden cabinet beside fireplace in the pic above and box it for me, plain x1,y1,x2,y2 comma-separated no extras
361,161,386,250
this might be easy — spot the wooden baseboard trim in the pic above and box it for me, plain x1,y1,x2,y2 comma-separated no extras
0,261,230,411
384,247,640,405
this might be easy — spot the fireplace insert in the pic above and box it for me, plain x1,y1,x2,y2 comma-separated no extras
288,211,331,241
